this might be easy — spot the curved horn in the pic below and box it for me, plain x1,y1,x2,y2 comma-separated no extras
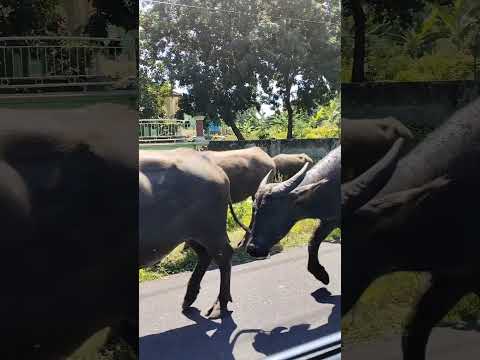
342,137,405,216
272,162,310,195
259,169,274,189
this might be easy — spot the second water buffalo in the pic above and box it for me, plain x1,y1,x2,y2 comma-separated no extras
272,153,314,179
342,116,413,182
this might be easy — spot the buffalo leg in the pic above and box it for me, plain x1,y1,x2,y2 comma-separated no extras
111,319,138,354
402,276,469,360
206,239,233,319
182,241,212,310
307,219,337,284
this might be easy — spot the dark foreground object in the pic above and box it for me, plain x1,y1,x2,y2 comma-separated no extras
0,104,138,359
264,331,341,360
342,97,480,360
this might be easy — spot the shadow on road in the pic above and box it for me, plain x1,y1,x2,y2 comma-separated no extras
248,287,340,356
139,307,238,360
139,287,339,360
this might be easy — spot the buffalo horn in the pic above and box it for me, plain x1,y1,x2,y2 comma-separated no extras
272,162,310,195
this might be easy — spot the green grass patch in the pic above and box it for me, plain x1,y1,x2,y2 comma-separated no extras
67,327,136,360
140,199,340,282
343,272,480,346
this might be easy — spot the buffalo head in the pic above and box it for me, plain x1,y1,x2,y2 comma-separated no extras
246,162,329,257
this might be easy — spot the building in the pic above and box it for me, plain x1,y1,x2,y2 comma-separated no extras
164,91,182,118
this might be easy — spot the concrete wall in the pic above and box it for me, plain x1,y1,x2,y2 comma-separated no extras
342,81,480,129
207,138,339,163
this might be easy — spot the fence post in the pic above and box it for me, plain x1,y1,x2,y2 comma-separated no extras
194,115,205,138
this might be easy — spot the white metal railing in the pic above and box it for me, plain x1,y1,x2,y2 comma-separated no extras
0,36,136,90
139,119,196,143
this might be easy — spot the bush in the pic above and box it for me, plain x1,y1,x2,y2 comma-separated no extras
394,53,474,81
234,95,341,140
303,124,340,139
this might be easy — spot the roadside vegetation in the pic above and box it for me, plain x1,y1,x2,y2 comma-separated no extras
140,0,340,140
229,95,341,140
342,0,480,82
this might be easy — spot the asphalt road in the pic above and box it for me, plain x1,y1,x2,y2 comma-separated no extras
139,243,340,360
343,327,480,359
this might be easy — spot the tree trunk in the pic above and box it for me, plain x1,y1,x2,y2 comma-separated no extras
351,0,366,82
285,86,294,139
224,113,245,141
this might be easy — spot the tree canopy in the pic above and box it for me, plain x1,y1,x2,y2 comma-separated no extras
141,0,340,139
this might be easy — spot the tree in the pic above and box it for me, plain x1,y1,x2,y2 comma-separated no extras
85,0,138,37
139,67,172,118
142,0,263,140
342,0,425,82
0,0,63,36
432,0,480,52
139,10,171,118
256,0,340,138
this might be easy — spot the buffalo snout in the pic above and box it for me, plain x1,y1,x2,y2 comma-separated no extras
246,241,270,258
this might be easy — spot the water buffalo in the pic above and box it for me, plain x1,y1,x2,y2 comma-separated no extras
0,104,138,359
139,148,239,319
342,117,413,182
246,146,341,284
272,153,314,179
200,147,275,203
342,97,480,360
201,147,315,203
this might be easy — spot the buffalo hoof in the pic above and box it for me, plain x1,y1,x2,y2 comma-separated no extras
205,301,230,319
310,267,330,285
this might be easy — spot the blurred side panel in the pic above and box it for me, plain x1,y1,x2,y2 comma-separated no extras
0,1,139,359
341,0,480,359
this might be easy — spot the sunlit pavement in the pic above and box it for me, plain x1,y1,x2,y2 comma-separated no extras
139,243,340,360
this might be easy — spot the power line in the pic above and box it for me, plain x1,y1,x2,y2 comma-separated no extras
141,0,331,25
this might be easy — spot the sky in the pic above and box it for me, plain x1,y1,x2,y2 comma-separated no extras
173,81,294,118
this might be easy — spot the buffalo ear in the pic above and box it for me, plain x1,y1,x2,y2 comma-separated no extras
355,175,452,222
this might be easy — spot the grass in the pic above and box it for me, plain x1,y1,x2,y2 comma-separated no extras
67,328,136,360
139,198,341,282
342,272,480,346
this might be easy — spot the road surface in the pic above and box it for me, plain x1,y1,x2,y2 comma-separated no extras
139,243,340,360
344,327,480,359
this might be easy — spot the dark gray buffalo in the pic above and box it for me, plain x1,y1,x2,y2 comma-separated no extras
246,146,341,284
139,148,239,319
199,147,314,247
342,117,413,182
0,104,138,359
342,97,480,360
